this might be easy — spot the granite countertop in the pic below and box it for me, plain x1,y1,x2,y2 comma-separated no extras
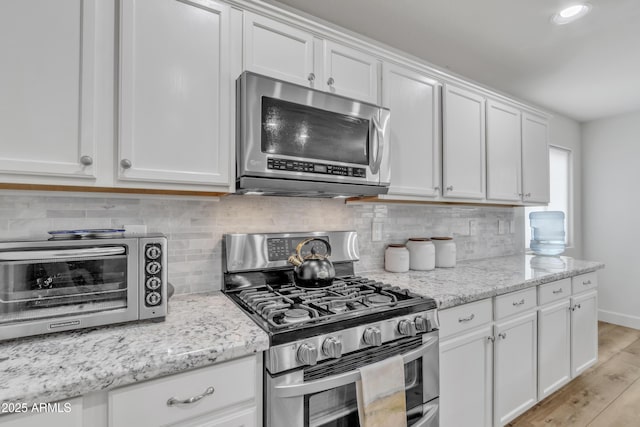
0,292,268,405
362,254,605,309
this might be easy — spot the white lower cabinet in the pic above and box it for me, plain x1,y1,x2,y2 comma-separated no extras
440,324,493,427
494,311,538,426
571,290,598,376
538,299,572,399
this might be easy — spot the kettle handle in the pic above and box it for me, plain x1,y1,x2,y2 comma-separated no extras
295,238,332,260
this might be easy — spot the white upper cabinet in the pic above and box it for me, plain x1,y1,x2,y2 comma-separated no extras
0,0,98,181
382,63,440,198
118,0,231,188
486,100,522,202
322,41,379,104
442,84,486,200
242,13,379,104
522,113,550,204
243,12,315,88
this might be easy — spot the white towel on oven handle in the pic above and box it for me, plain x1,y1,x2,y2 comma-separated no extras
356,354,407,427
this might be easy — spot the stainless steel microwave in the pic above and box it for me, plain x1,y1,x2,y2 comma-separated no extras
0,234,167,341
236,71,391,197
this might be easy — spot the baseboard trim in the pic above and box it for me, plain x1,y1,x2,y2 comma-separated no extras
598,309,640,330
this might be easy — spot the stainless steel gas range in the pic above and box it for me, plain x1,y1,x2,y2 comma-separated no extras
223,231,439,427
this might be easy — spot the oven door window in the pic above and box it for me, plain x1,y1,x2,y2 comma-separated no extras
261,97,370,165
0,247,129,325
305,360,423,427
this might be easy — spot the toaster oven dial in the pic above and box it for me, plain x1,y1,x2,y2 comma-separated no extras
145,245,162,260
145,291,161,306
322,336,342,359
297,343,318,366
146,277,162,290
146,261,162,275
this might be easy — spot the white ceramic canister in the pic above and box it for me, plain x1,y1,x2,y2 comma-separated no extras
384,244,410,273
406,238,435,271
431,237,456,267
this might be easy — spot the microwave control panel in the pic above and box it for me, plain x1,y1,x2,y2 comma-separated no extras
267,157,366,178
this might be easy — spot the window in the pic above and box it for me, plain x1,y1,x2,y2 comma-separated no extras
525,146,572,247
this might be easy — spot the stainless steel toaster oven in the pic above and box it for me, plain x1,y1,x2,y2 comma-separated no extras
0,234,167,341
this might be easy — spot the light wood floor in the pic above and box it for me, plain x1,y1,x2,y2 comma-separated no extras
509,322,640,426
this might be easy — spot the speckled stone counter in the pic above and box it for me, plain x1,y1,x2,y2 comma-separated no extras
0,292,268,405
362,254,604,309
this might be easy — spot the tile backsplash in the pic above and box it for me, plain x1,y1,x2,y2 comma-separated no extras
0,194,524,294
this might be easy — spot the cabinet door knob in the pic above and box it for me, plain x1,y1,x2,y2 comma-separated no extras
80,155,93,166
446,185,454,191
166,386,215,407
487,336,496,342
327,77,335,87
308,73,315,82
498,332,507,339
525,193,531,197
120,159,132,169
434,186,440,191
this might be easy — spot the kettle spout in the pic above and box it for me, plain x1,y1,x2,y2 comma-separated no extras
288,255,303,267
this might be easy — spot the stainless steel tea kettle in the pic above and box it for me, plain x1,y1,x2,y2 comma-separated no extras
288,238,335,288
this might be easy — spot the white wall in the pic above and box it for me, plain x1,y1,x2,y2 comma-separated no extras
548,114,583,258
582,109,640,328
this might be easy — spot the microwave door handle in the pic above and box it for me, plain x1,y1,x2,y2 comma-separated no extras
370,115,384,174
274,335,438,398
0,247,127,261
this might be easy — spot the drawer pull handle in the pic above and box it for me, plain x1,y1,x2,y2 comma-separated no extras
487,336,495,342
498,332,507,339
583,280,592,285
512,299,525,306
167,386,215,407
552,289,563,294
458,314,475,323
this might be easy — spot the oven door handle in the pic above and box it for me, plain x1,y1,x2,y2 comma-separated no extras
274,335,438,398
411,400,439,427
0,247,127,261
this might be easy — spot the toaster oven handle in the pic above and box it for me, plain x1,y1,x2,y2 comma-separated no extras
274,335,438,398
0,247,127,261
370,115,384,175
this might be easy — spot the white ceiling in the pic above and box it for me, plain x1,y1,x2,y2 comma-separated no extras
267,0,640,122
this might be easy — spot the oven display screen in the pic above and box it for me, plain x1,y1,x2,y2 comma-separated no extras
267,236,329,262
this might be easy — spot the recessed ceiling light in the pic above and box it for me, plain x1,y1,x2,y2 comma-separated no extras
552,3,592,24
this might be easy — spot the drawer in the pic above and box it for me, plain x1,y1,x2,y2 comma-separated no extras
494,287,537,320
572,272,598,294
538,278,571,306
439,298,493,338
108,356,256,427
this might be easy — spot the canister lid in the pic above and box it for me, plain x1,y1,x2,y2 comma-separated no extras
430,236,453,240
408,237,431,241
387,243,407,248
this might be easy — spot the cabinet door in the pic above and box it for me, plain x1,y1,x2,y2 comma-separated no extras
538,299,571,399
571,290,598,376
119,0,230,187
0,0,97,181
521,113,550,204
243,12,315,88
486,100,522,202
382,63,440,198
322,41,379,104
442,84,486,199
440,325,493,427
494,311,537,426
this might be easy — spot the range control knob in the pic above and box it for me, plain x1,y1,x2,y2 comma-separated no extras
322,336,343,358
415,316,430,332
363,327,382,347
146,277,162,290
398,320,417,337
145,245,162,260
146,261,162,275
145,292,161,306
297,343,318,366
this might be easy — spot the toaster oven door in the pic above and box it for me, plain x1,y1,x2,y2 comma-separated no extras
0,244,138,339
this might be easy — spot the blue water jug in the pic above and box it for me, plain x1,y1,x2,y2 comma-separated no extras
529,211,565,256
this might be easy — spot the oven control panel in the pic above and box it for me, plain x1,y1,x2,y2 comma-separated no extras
267,157,366,178
266,236,329,262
